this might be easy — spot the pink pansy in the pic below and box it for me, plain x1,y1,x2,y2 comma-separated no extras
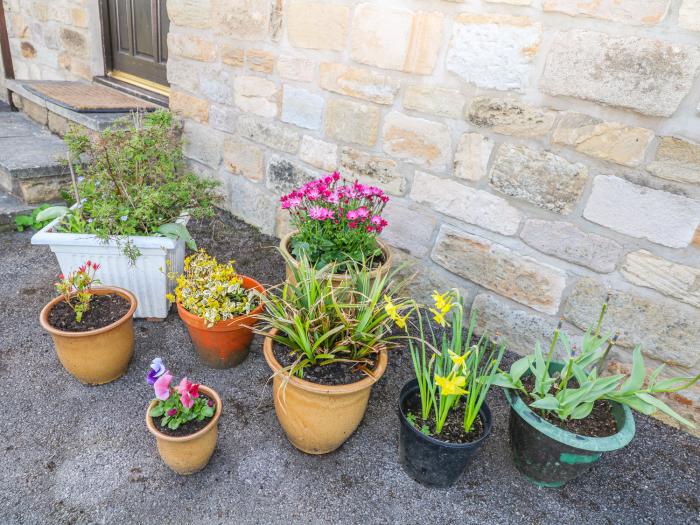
178,378,195,409
154,371,173,400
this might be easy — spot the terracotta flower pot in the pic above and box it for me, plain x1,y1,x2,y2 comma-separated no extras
279,231,393,287
146,385,222,475
176,276,265,369
39,287,137,385
263,329,388,454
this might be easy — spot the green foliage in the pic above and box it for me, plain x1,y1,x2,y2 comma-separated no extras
255,251,408,378
15,204,57,232
56,110,219,259
494,303,700,428
149,388,215,431
398,290,505,436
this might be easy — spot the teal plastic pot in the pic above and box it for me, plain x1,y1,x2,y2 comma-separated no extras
503,363,636,488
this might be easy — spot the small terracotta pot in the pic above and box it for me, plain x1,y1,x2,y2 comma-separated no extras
176,276,265,369
279,231,393,287
39,287,137,385
146,385,222,475
263,329,388,454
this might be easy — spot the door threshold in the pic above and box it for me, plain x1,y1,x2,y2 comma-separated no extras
94,75,169,108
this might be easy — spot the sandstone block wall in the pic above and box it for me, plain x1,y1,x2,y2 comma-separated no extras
6,0,700,431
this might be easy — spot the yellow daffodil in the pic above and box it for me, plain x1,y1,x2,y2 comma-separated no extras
448,349,468,368
435,374,468,396
430,308,447,327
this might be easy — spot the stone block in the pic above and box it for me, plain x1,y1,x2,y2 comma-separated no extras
622,250,700,309
59,27,87,56
520,219,623,273
169,90,209,123
583,176,700,248
541,30,700,117
288,2,349,51
234,76,279,118
221,44,245,67
564,277,700,368
325,98,380,147
647,137,700,185
380,202,437,258
680,0,700,31
167,33,216,62
454,133,494,182
543,0,670,26
209,104,237,134
223,139,264,181
432,226,567,315
382,112,451,171
167,0,212,29
281,86,324,130
319,63,400,105
212,0,270,41
278,55,315,82
403,85,466,119
247,49,275,73
446,14,541,91
339,147,403,195
183,121,223,168
238,115,300,154
552,112,654,167
411,171,522,236
490,144,588,215
299,136,337,171
467,96,556,138
226,177,277,235
266,155,315,194
350,3,443,75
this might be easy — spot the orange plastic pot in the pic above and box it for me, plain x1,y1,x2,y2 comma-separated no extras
146,385,222,475
39,287,137,385
176,276,265,369
263,329,388,454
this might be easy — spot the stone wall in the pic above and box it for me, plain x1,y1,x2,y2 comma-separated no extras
166,0,700,431
7,0,700,431
3,0,100,81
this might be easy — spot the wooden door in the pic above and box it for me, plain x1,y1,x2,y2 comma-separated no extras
105,0,169,87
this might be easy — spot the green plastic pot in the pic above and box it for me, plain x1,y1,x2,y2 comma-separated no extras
503,362,636,488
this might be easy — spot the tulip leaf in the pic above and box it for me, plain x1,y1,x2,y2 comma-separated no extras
35,205,69,223
157,223,197,250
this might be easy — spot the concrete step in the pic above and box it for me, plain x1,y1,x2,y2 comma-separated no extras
0,111,69,204
0,189,35,232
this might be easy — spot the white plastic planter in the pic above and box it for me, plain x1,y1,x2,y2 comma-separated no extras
31,213,187,319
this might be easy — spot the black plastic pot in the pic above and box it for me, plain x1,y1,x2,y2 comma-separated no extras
503,362,636,488
398,379,493,488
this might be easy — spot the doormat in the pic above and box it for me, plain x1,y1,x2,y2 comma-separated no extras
23,81,159,113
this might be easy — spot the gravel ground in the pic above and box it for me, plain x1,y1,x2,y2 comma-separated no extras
1,211,698,525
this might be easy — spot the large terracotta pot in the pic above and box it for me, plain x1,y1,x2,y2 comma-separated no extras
279,231,393,287
146,385,222,475
39,287,137,385
263,329,388,454
176,276,265,369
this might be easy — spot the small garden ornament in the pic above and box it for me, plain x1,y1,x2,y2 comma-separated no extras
279,173,392,285
145,358,222,475
167,250,264,368
39,261,137,384
494,299,700,487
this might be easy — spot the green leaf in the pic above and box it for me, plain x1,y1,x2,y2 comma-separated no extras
530,396,560,411
619,346,645,394
157,223,197,250
569,401,594,420
149,405,164,417
510,356,531,383
35,205,69,223
635,392,696,428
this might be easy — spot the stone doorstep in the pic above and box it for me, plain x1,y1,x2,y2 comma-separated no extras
0,189,35,232
0,111,69,204
6,79,127,133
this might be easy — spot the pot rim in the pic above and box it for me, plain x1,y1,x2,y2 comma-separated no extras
145,385,222,442
503,383,636,452
175,275,266,330
262,328,388,395
39,286,138,338
279,230,393,280
398,378,494,450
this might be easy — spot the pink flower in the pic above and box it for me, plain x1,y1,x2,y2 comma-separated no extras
178,378,196,410
356,206,369,219
348,221,358,229
181,389,194,410
166,408,177,417
332,172,340,181
327,192,340,204
346,209,359,221
306,188,321,200
154,371,173,400
308,206,334,220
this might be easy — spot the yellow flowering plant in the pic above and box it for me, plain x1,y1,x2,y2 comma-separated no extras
397,289,506,436
166,250,259,328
